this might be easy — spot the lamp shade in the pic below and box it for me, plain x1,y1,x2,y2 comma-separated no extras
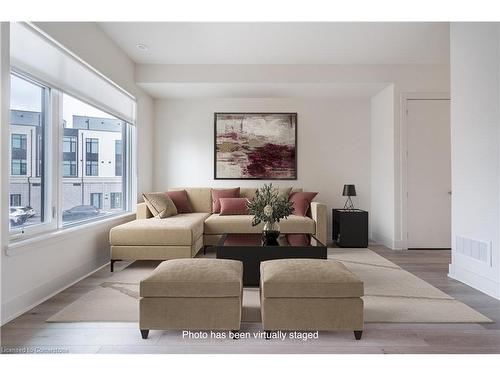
342,184,356,197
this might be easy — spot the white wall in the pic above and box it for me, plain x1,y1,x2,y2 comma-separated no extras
141,63,450,249
154,97,371,239
448,23,500,299
1,23,154,323
370,85,395,248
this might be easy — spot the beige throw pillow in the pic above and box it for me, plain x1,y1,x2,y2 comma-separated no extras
142,192,178,218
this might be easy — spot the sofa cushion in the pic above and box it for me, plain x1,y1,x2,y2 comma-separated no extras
289,191,318,216
169,188,212,213
261,259,364,298
212,188,240,213
166,190,193,213
110,213,210,246
204,214,315,234
140,258,243,298
219,198,249,215
142,192,177,218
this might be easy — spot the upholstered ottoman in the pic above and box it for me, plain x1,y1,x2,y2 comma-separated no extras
260,259,364,340
139,258,243,339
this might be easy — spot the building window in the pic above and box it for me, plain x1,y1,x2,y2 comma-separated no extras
115,140,122,176
85,138,99,176
90,193,102,209
110,192,122,209
62,93,128,226
9,73,47,231
11,133,27,175
63,161,77,177
10,194,21,206
63,136,77,153
62,135,78,177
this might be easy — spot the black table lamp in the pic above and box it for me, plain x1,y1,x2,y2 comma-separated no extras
342,184,356,210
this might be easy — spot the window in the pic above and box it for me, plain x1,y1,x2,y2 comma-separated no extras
110,192,122,209
11,134,27,175
9,23,135,238
115,140,122,176
63,136,77,153
62,135,77,177
85,138,99,176
9,73,48,231
62,93,128,226
63,161,77,177
90,193,102,209
10,194,21,206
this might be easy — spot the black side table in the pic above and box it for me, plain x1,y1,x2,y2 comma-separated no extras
332,209,368,248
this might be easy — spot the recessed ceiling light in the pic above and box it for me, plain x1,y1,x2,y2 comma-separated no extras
136,43,148,51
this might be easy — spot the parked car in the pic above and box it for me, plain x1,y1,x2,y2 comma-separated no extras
62,205,101,222
9,207,28,227
12,205,36,218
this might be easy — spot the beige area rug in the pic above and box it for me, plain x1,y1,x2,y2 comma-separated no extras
47,248,492,323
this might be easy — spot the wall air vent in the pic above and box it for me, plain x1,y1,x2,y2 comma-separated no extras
455,235,492,266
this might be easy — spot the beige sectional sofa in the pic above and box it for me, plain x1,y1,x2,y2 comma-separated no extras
109,187,327,270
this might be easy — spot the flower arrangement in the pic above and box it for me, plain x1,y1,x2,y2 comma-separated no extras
247,183,294,228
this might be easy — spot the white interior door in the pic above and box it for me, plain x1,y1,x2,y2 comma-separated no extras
407,99,451,249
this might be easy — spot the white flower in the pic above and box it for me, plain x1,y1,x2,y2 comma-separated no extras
263,204,273,217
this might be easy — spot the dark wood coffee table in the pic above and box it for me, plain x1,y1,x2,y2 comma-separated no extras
215,233,327,287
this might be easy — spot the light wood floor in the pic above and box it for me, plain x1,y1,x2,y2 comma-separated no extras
2,245,500,354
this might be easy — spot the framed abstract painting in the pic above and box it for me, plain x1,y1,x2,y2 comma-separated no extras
214,112,297,180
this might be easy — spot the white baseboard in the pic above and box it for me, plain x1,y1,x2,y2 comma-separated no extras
370,231,400,250
1,257,109,325
448,263,500,300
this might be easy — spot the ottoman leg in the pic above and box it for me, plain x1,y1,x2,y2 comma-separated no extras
140,329,149,339
354,330,363,340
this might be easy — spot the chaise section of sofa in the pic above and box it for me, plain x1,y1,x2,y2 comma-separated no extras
109,212,210,270
109,187,328,269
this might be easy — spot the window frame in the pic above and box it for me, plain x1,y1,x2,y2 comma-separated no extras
8,70,134,242
9,70,56,239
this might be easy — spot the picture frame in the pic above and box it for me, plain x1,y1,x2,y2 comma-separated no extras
214,112,297,180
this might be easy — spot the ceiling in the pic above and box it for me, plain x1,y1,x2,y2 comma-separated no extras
98,22,450,65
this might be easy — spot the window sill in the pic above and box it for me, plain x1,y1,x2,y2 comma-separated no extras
5,212,135,257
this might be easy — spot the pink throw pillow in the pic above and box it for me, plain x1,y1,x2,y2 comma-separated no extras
166,190,193,213
212,188,240,213
289,192,318,216
219,198,249,215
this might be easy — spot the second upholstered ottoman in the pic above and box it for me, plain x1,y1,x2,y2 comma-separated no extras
260,258,364,340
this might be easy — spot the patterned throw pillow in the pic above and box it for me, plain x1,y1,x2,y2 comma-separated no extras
142,192,178,218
